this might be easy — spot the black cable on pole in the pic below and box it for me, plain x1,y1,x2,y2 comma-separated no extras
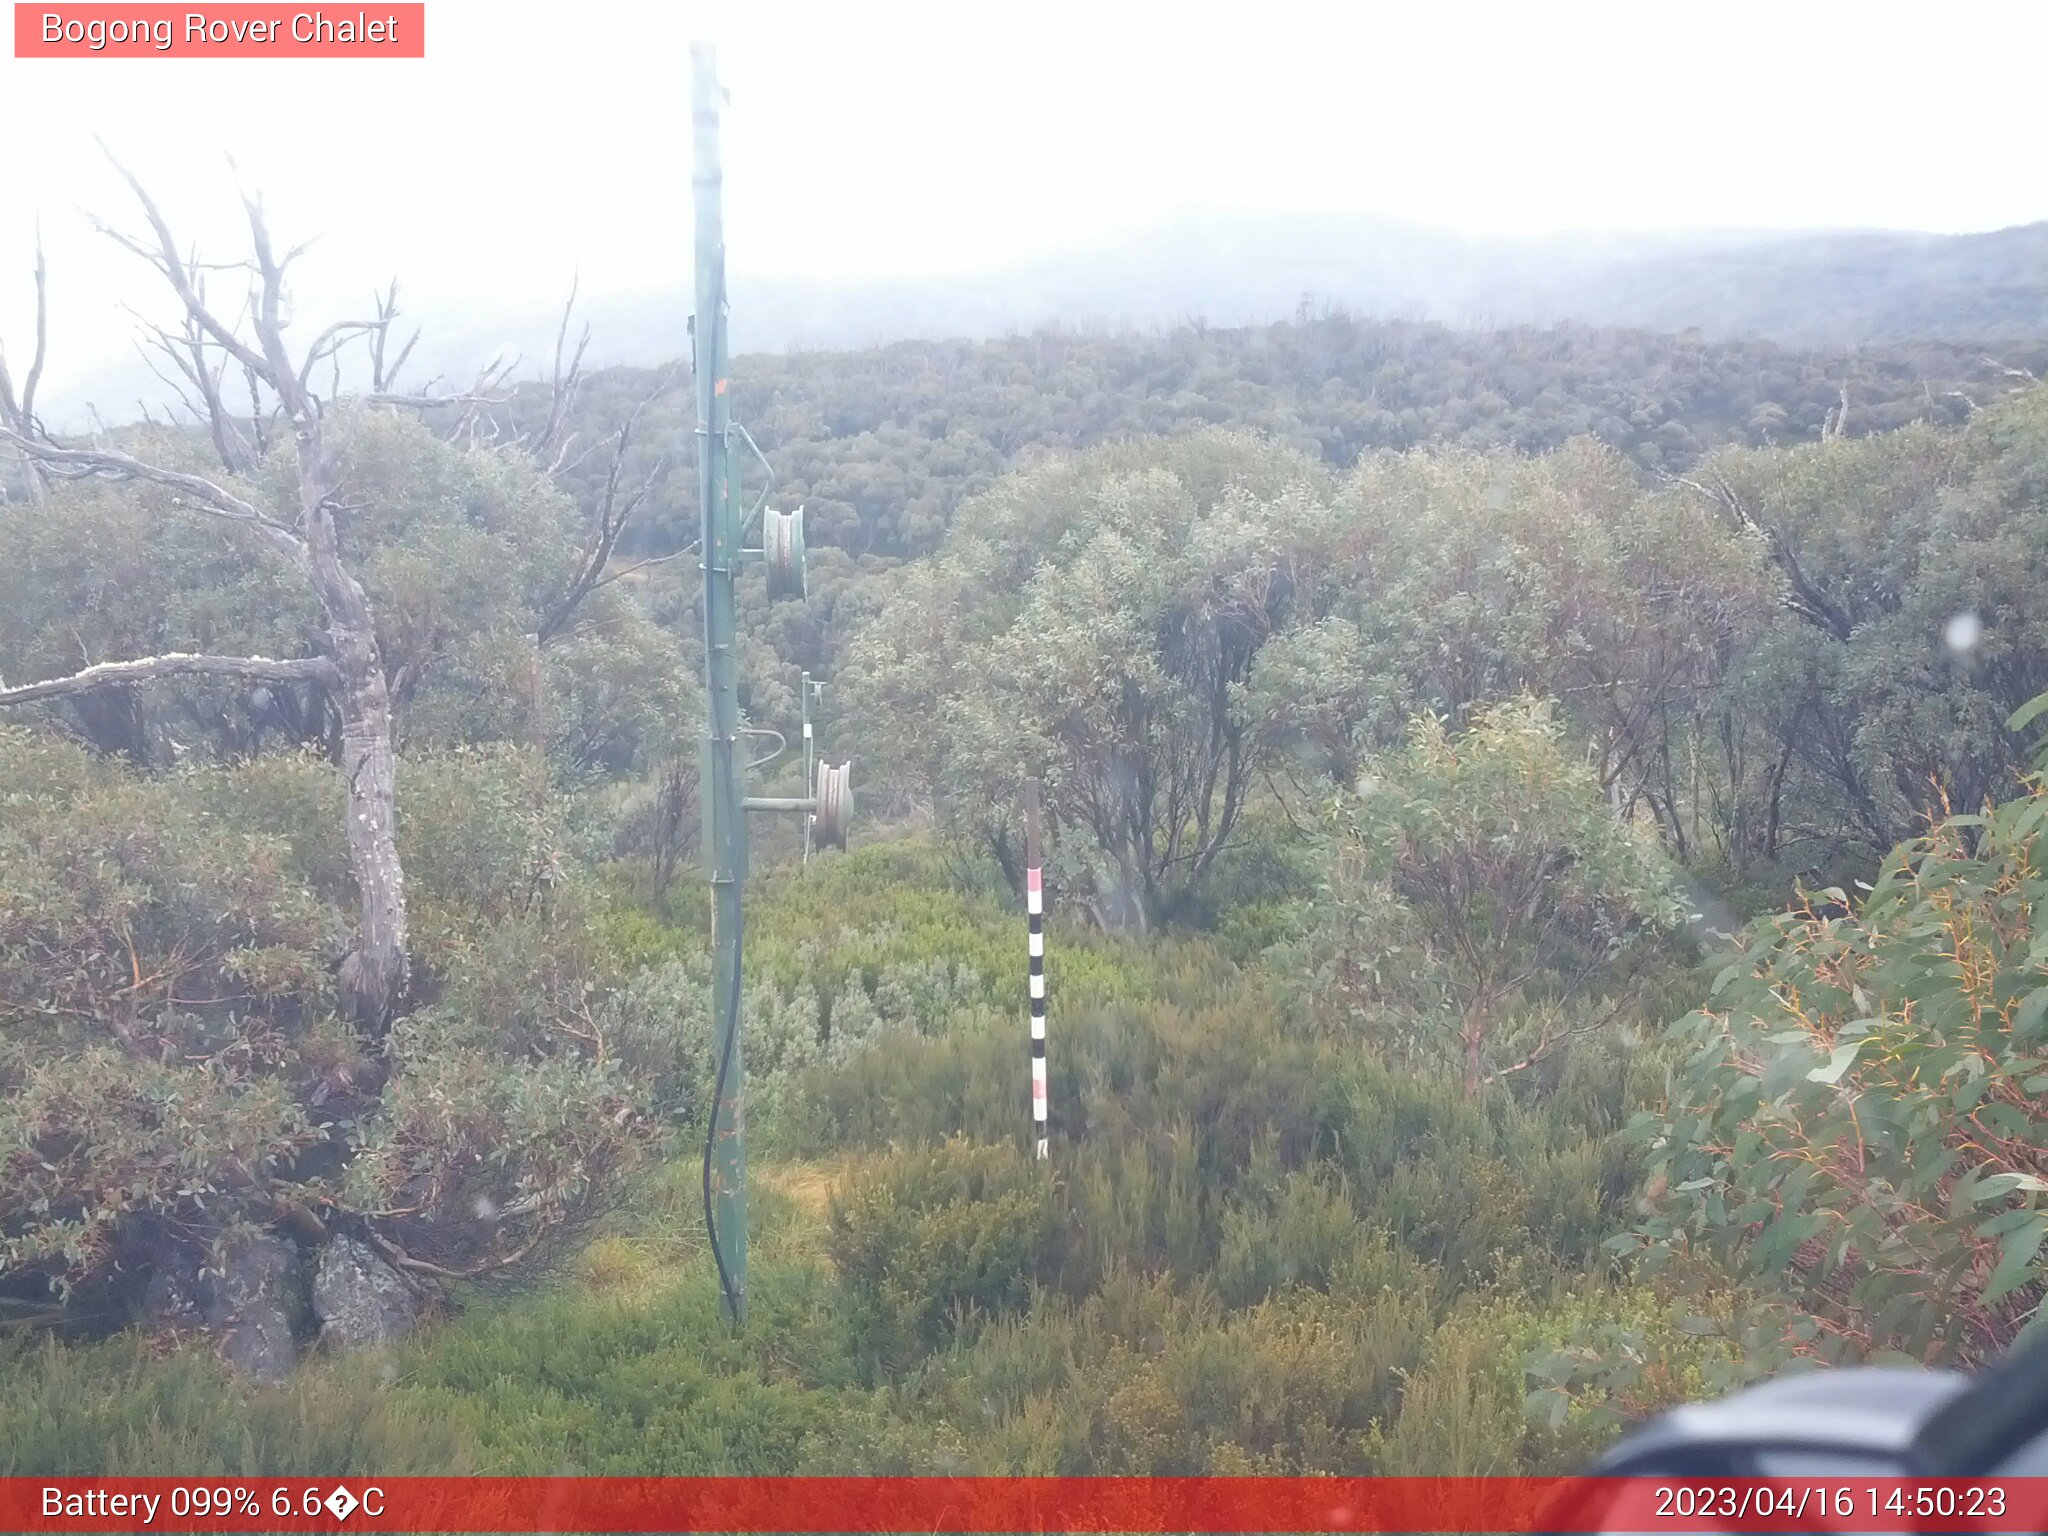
702,894,743,1318
701,720,744,1320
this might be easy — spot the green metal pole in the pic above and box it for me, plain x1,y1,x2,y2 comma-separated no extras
693,39,746,1325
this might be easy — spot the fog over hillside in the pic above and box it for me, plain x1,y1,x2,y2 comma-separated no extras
44,210,2048,427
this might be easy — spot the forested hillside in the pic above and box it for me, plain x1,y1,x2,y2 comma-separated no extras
3,176,2048,1477
560,313,2048,566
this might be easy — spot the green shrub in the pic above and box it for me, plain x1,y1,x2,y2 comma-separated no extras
0,729,344,1292
828,1139,1063,1368
1272,697,1684,1095
0,727,676,1304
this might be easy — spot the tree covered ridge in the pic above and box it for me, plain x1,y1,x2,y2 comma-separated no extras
843,396,2048,937
546,310,2048,568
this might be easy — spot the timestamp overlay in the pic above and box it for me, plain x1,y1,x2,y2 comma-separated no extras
6,1477,2048,1532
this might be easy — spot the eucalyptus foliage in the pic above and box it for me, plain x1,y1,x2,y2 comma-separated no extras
1627,697,2048,1366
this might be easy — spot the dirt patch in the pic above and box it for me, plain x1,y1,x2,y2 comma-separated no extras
755,1158,862,1220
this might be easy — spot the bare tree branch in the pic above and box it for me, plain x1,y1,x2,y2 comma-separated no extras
93,144,276,386
1667,469,1855,642
134,307,255,473
296,318,383,394
368,281,420,393
365,350,519,444
232,183,317,427
132,330,206,422
522,275,589,463
1482,988,1644,1086
0,652,337,706
581,542,697,595
535,369,680,646
364,387,500,410
0,425,302,552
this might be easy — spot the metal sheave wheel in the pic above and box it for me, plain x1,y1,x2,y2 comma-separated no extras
765,505,807,600
813,759,852,850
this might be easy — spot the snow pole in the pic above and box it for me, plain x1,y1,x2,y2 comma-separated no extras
1026,776,1047,1159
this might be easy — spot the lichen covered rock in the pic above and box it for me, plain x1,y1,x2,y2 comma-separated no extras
312,1235,430,1350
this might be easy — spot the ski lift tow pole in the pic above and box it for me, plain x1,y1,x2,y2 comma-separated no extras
692,40,860,1332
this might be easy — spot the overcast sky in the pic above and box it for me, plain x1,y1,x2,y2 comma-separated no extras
4,0,2045,396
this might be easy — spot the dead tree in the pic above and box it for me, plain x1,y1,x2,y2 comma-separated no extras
533,371,682,647
0,228,50,506
0,164,438,1028
0,157,692,1029
1667,469,1857,643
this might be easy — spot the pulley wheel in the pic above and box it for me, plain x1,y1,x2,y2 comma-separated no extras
813,759,852,850
765,505,808,600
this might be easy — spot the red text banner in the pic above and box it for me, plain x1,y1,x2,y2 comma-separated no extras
14,5,425,58
8,1477,2048,1533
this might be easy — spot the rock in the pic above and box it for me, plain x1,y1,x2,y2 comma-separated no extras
121,1214,207,1334
140,1252,206,1331
200,1234,307,1385
312,1235,429,1350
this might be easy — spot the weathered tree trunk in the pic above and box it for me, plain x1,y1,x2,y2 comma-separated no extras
1460,1002,1490,1098
298,459,409,1028
0,230,51,509
4,445,47,507
332,636,409,1027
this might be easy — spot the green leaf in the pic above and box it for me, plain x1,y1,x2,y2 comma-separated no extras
1808,1040,1867,1086
2008,692,2048,733
1762,1044,1821,1100
2014,987,2048,1044
1984,1217,2048,1305
2014,1304,2048,1352
1950,1166,1987,1217
1978,1207,2040,1240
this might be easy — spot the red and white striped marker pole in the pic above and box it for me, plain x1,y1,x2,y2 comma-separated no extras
1026,777,1048,1160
